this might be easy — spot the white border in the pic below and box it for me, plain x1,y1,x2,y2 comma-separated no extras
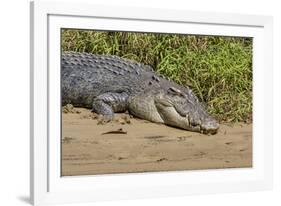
30,0,273,205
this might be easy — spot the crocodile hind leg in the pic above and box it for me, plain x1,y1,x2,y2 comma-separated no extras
92,92,129,123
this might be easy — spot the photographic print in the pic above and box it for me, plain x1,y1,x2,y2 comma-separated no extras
61,29,252,176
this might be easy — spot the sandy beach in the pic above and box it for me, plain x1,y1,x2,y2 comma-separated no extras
61,107,252,176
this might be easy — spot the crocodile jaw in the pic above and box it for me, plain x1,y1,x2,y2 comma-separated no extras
128,94,164,124
155,99,219,133
128,93,219,134
154,98,192,130
128,94,192,130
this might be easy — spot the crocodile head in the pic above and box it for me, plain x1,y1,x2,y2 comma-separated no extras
154,86,219,134
129,85,219,134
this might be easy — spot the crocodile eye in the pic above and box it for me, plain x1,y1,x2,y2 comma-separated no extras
168,87,185,97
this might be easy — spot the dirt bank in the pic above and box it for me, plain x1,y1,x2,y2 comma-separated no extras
62,108,252,176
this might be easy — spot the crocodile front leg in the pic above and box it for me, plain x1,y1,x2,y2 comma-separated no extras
92,92,129,122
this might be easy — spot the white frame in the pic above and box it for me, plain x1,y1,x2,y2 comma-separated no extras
30,0,273,205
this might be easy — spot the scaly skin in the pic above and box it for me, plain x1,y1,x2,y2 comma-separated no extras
62,52,219,134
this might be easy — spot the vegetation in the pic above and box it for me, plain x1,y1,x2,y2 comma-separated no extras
62,29,252,123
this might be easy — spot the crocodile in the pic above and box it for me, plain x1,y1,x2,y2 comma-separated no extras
62,52,219,134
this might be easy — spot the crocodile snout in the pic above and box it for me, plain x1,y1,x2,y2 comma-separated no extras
201,119,219,134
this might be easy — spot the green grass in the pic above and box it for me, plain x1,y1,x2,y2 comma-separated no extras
61,29,253,123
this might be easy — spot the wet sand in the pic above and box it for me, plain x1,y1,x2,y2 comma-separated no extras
62,108,252,176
